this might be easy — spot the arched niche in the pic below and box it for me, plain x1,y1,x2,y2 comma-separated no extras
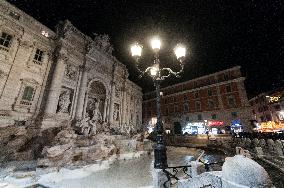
86,80,106,119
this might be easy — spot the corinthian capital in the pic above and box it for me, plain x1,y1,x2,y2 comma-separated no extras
57,52,68,62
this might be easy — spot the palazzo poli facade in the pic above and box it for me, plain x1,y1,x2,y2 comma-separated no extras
0,1,142,132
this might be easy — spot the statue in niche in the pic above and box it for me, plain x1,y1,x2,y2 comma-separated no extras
115,85,120,98
76,100,103,136
65,64,77,80
93,34,114,54
58,89,71,113
89,100,103,134
77,113,91,136
113,103,119,121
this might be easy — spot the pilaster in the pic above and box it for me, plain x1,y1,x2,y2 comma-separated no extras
75,67,89,119
44,52,67,115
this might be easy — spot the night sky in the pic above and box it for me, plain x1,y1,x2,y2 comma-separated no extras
7,0,283,98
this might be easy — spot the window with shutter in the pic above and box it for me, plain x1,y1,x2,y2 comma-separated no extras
22,86,34,101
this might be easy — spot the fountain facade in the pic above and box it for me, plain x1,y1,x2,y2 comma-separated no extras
0,1,143,165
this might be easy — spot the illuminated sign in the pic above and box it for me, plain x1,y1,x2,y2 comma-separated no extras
258,121,284,132
208,121,224,126
182,122,206,134
187,122,205,127
231,120,242,128
269,96,281,103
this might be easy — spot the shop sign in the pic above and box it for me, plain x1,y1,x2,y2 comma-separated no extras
208,120,223,126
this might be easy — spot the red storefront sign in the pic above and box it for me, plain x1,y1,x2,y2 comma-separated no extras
208,121,224,126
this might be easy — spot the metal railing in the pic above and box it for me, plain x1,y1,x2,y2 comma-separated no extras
161,150,224,187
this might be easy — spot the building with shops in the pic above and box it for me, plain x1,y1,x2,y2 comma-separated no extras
249,89,284,125
0,1,142,132
143,66,252,134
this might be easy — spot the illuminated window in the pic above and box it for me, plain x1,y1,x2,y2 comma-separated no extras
0,32,12,50
41,30,49,37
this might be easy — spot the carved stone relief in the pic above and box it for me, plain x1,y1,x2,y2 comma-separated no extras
115,85,120,98
57,87,73,114
93,34,113,54
113,103,119,121
65,64,78,80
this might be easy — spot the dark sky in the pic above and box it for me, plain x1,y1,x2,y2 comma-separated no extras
7,0,283,98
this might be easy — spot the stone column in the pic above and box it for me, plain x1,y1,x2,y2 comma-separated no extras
105,98,110,122
82,92,89,119
103,97,108,121
44,53,67,115
108,82,115,123
75,68,89,119
121,86,126,126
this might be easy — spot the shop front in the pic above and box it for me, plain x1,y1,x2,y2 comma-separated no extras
182,122,206,135
256,121,284,133
182,120,225,135
231,119,243,133
207,120,225,134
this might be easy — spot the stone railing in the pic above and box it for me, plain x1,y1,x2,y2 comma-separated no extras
229,137,284,157
165,134,232,147
209,136,284,173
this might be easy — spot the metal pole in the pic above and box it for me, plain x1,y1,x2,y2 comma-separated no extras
153,79,168,169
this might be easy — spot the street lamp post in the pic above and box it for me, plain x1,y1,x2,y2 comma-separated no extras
130,37,187,169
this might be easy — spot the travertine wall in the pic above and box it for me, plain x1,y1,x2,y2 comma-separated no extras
0,1,142,131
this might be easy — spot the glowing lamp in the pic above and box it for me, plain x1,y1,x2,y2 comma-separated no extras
131,43,142,58
174,43,186,61
151,37,161,51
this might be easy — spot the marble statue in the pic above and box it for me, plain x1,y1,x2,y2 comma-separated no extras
58,90,71,113
89,100,102,134
93,34,114,54
77,114,91,136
